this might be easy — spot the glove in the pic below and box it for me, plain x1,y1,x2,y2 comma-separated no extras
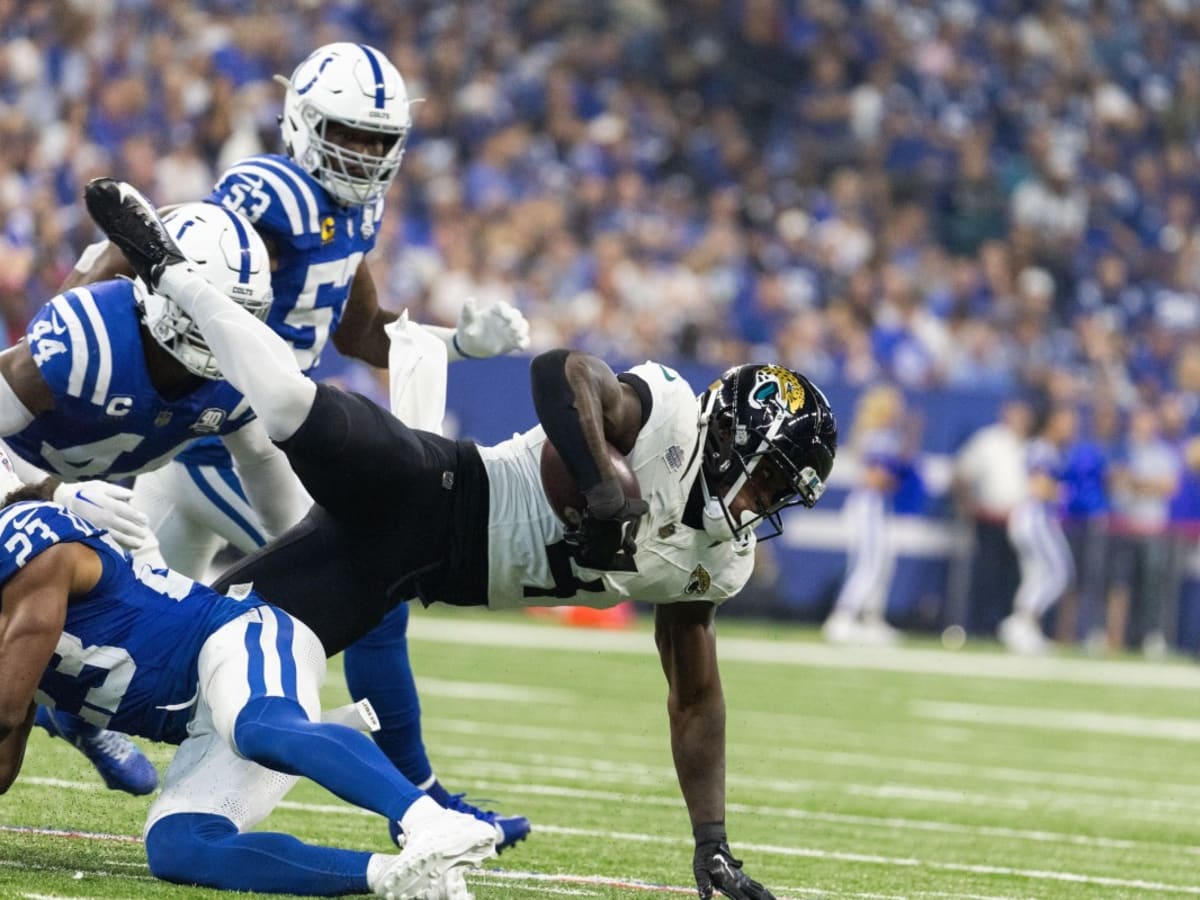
452,297,531,359
563,477,649,571
693,823,776,900
53,480,150,549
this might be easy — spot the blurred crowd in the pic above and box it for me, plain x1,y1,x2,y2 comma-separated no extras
5,0,1200,647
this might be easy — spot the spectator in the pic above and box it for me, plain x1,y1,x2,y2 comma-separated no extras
954,398,1032,636
1105,405,1183,656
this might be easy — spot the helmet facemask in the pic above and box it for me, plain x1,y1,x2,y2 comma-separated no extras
296,105,408,206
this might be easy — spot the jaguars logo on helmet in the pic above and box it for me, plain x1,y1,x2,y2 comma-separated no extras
696,364,838,546
750,365,806,415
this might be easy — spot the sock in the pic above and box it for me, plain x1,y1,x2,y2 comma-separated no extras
233,696,423,823
425,779,455,807
146,812,372,895
343,603,435,786
157,265,315,440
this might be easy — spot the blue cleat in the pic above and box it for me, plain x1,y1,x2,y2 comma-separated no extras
391,780,531,854
35,707,158,796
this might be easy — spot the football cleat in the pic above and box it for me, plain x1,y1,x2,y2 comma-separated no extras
83,177,186,290
35,707,158,796
393,782,530,855
375,808,495,900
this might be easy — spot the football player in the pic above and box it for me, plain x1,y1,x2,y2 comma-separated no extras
0,457,494,898
823,384,906,646
1000,404,1077,655
62,43,531,846
88,175,840,900
0,202,311,796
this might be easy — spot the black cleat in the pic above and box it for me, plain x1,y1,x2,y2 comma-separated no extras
84,178,185,290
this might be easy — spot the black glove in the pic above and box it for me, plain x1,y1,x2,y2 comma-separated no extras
563,477,649,571
693,823,777,900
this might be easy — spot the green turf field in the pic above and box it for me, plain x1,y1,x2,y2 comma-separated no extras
4,606,1200,900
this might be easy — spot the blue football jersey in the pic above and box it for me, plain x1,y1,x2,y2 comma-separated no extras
176,155,382,471
0,500,263,744
6,280,255,479
209,153,380,372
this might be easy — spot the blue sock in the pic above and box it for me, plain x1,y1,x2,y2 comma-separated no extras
343,603,434,786
233,696,422,822
146,812,370,895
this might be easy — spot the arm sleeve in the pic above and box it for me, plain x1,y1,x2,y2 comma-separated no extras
221,420,312,538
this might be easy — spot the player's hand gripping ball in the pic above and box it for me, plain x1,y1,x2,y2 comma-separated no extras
540,441,646,570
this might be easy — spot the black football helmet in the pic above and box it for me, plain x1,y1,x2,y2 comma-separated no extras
697,364,838,544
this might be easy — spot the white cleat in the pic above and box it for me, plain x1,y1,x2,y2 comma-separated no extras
374,810,496,900
998,613,1048,656
421,868,474,900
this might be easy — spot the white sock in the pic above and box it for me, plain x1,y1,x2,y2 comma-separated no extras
156,266,315,441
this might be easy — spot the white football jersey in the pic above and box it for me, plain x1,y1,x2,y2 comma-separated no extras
478,362,755,610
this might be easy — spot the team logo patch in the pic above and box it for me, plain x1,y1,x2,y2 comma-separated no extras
154,410,173,428
191,408,227,434
684,564,712,596
749,366,805,415
321,216,336,244
665,444,685,472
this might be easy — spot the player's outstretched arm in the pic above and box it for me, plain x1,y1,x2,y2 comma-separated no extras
655,602,777,900
0,543,99,791
336,261,530,366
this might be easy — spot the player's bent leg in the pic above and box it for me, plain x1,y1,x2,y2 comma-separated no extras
203,605,460,836
34,706,157,796
232,694,425,824
346,605,531,854
145,812,374,896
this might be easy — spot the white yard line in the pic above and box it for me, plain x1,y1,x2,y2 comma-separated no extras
409,618,1200,689
424,714,1200,798
417,677,575,704
7,819,1200,896
914,700,1200,742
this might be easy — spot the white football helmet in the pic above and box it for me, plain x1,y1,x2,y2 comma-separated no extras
136,203,273,379
277,42,412,206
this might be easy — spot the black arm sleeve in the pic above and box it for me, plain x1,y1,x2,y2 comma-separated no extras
530,349,603,491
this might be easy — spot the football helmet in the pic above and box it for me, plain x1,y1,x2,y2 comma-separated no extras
136,203,272,379
697,364,837,545
277,42,412,206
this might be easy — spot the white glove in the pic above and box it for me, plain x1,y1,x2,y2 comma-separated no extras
452,298,531,359
53,480,150,549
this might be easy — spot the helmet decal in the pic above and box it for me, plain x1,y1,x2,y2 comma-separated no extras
697,364,838,544
750,365,806,415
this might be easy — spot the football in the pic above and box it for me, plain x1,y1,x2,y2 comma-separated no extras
540,439,640,525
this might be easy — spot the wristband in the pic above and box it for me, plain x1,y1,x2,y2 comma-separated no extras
451,332,479,360
583,477,626,518
693,821,727,846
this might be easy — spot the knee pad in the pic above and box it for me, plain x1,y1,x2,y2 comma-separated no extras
145,813,237,884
